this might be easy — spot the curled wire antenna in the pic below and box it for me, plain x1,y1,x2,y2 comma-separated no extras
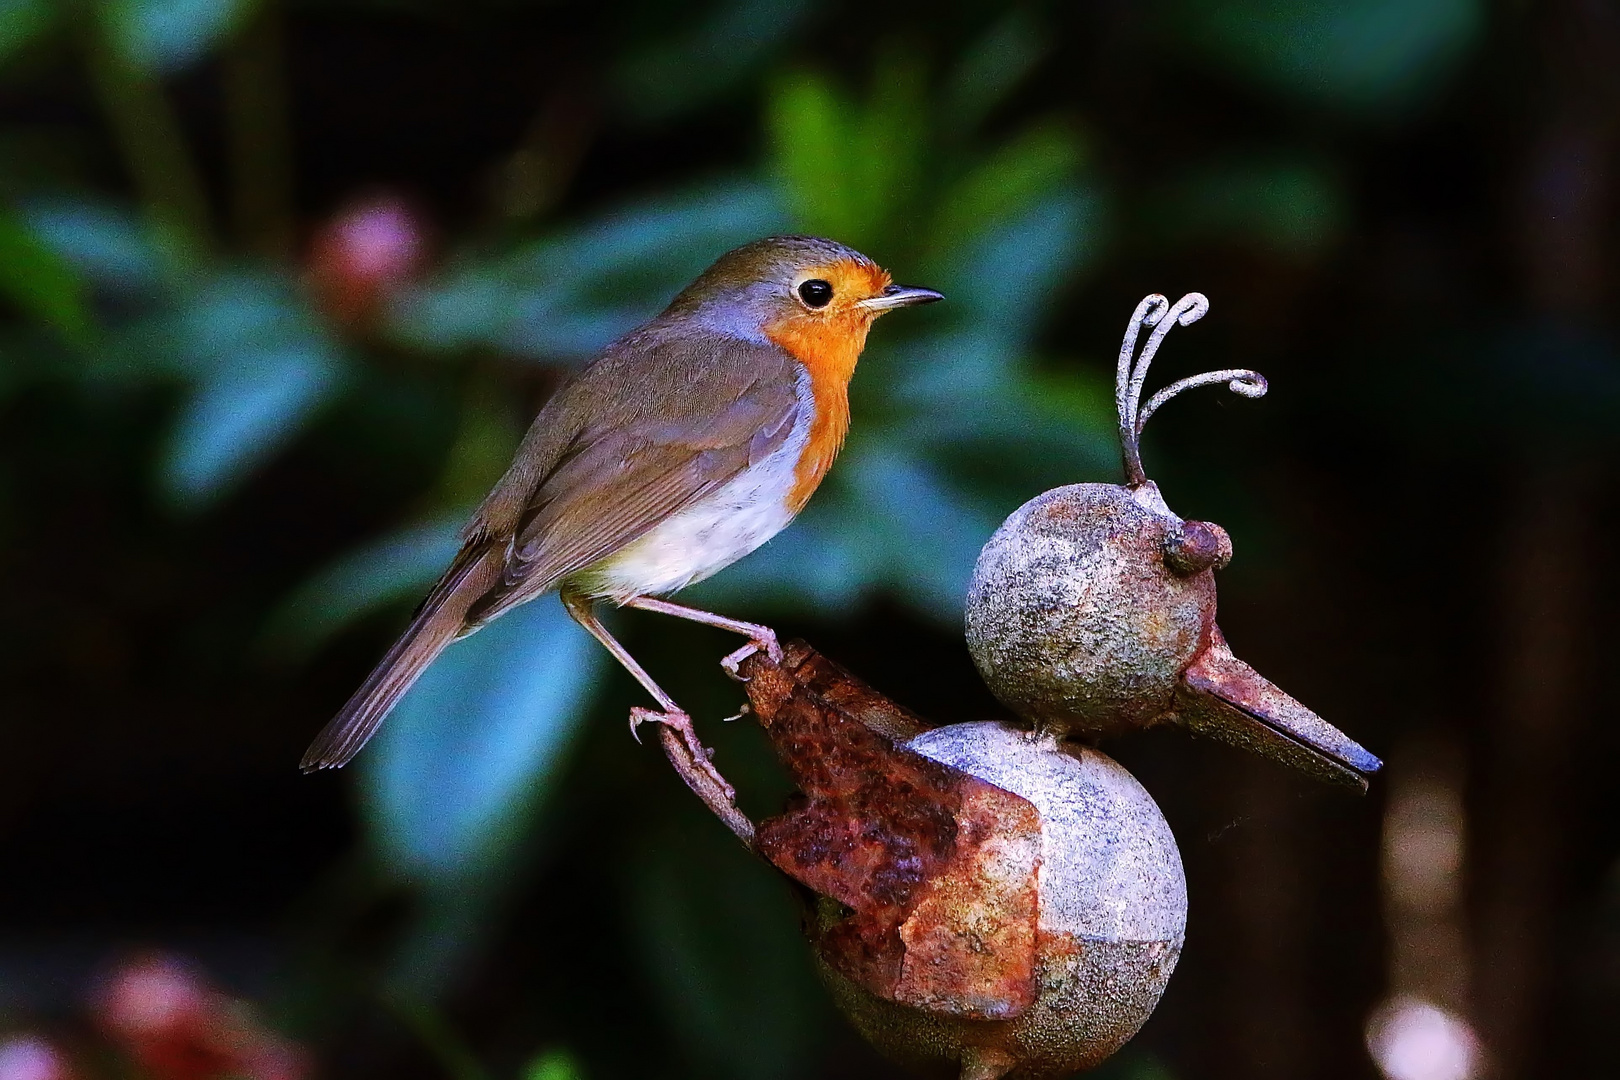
1114,292,1267,486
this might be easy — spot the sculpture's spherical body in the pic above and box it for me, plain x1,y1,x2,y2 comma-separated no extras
814,721,1187,1079
965,482,1222,737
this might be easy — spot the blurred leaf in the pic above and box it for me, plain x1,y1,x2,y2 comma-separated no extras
22,197,174,291
624,817,830,1080
840,441,1005,619
103,0,257,74
161,272,346,506
768,56,928,247
928,124,1083,264
1146,156,1345,257
260,514,464,661
163,352,336,504
615,0,813,121
392,182,785,361
0,208,93,342
362,595,603,880
0,0,52,66
903,190,1104,397
522,1049,584,1080
1168,0,1483,115
943,10,1049,133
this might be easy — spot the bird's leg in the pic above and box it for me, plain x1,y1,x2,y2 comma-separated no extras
622,595,783,676
559,589,736,805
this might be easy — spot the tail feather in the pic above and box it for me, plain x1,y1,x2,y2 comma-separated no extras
300,547,503,772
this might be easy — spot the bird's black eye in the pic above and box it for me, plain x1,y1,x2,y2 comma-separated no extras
798,279,834,308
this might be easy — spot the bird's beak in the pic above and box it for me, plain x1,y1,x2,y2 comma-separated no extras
859,284,945,312
1173,627,1382,791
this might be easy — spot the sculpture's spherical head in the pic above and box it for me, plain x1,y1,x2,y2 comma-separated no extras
965,481,1227,737
815,721,1187,1079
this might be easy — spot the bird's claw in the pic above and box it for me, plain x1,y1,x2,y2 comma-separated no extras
721,627,782,678
629,706,735,802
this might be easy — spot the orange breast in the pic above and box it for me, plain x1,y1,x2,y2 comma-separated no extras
765,312,870,512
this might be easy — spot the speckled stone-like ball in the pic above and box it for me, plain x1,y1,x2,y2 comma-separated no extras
964,482,1217,737
814,721,1187,1079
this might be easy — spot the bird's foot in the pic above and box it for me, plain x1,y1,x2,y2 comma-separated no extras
721,626,782,678
629,706,736,803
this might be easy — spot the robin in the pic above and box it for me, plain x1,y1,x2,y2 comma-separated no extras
300,236,943,787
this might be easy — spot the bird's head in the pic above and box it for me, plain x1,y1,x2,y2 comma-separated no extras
665,236,942,381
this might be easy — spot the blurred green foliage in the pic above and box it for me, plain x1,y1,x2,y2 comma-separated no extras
1168,0,1483,116
0,207,91,341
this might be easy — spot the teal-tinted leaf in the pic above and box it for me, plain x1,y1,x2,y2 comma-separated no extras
625,817,830,1080
905,191,1101,397
260,515,464,660
0,209,92,342
615,0,813,121
1169,0,1483,115
0,0,52,66
842,441,1004,619
22,198,170,291
950,192,1101,338
160,273,345,506
104,0,256,74
893,368,1117,471
163,347,338,503
363,595,603,880
392,183,785,360
1147,156,1345,257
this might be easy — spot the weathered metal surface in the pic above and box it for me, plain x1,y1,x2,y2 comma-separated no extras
1177,627,1382,791
1162,519,1232,576
815,719,1188,1080
965,480,1213,738
731,649,1188,1077
742,645,1044,1021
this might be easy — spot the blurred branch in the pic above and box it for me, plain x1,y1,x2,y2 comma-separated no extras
225,0,293,258
81,8,213,255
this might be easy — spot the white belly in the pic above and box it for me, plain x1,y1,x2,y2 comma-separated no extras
572,381,812,603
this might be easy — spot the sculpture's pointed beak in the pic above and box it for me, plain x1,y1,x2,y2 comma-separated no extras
1174,628,1382,792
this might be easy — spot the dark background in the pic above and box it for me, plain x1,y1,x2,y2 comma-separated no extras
1,1,1617,1078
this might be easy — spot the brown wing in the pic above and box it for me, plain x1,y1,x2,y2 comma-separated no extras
464,331,803,626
